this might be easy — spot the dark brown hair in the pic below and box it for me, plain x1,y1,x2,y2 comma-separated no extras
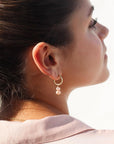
0,0,80,120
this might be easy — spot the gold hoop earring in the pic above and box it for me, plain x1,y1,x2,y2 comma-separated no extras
54,75,63,95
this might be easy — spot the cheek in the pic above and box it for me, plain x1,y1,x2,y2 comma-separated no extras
77,34,103,67
89,33,104,64
89,35,103,57
69,33,104,84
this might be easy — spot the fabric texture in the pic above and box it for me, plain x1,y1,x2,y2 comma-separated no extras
0,114,114,144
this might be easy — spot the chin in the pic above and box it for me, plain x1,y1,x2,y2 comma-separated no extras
94,68,110,85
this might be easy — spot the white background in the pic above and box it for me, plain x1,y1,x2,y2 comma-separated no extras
68,0,114,129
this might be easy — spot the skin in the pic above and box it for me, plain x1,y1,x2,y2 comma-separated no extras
11,0,109,121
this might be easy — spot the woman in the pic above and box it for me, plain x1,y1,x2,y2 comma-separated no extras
0,0,114,143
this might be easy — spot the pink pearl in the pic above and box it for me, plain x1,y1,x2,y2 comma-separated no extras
56,86,61,91
56,90,61,95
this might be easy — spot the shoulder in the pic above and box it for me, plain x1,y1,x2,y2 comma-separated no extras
1,114,114,144
47,129,114,144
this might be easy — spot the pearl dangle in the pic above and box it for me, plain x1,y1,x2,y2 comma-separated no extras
54,75,63,95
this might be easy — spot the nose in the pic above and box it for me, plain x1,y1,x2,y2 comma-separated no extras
96,23,109,40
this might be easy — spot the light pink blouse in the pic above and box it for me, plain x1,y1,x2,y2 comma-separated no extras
0,114,114,144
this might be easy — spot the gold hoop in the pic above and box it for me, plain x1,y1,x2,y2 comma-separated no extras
54,75,63,86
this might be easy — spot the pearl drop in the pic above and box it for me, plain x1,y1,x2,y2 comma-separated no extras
56,90,61,95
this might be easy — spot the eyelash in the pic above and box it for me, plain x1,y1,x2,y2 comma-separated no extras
89,18,98,29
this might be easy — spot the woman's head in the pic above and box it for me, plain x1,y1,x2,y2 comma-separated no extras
32,0,109,90
0,0,109,120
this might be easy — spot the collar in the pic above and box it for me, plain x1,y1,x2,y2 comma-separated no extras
0,114,94,143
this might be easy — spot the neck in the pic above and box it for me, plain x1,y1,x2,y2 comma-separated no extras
10,99,69,121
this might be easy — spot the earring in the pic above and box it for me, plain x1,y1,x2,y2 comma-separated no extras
54,75,63,95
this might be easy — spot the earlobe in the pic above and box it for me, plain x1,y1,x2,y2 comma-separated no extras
32,42,62,80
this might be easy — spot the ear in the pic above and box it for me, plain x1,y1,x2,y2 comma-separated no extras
32,42,62,80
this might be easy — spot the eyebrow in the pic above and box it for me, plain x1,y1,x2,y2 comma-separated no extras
88,6,94,17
